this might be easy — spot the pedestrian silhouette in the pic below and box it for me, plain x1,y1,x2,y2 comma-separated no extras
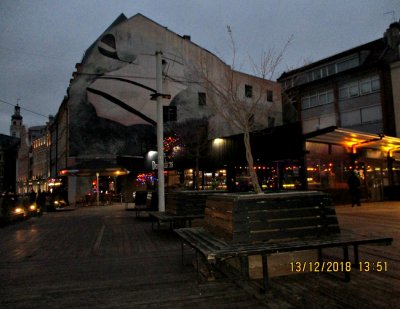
347,171,361,207
29,189,37,203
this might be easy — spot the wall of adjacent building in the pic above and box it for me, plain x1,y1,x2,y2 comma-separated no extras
16,128,30,194
391,61,400,137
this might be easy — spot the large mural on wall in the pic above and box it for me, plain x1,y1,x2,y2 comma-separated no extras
68,16,191,157
67,14,280,158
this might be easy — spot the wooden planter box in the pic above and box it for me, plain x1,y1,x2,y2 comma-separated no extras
166,190,226,216
204,191,334,243
203,191,335,278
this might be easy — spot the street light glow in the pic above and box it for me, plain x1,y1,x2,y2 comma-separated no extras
213,138,224,146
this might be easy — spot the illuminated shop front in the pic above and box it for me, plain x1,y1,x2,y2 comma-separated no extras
182,169,227,190
137,123,307,193
305,126,400,202
59,159,130,204
176,164,303,192
47,178,64,193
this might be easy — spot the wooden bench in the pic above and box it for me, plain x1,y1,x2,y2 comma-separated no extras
175,192,393,292
149,212,204,230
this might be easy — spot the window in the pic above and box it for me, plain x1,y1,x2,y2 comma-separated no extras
338,75,380,100
360,79,371,94
318,92,327,105
301,89,334,110
337,56,359,72
339,87,348,99
341,106,382,127
301,96,310,109
245,85,253,98
284,79,294,89
267,90,273,102
349,82,359,97
198,92,206,106
341,110,361,126
306,71,313,82
327,64,336,76
371,77,380,91
309,93,318,107
361,106,382,123
327,90,334,103
321,67,328,78
163,106,177,122
312,69,322,80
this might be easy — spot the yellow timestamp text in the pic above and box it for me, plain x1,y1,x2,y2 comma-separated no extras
290,261,352,273
358,261,388,272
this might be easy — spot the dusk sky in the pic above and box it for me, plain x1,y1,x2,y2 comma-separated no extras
0,0,399,135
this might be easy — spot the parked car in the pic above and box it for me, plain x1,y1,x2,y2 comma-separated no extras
47,196,68,211
27,201,42,217
16,194,42,217
0,193,28,225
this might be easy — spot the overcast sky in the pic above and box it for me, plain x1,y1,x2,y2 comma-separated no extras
0,0,399,135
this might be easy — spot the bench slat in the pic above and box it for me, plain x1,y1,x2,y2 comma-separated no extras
176,227,393,263
246,207,337,220
248,216,339,230
150,212,203,221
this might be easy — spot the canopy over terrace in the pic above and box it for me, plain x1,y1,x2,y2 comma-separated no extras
304,126,400,201
59,159,130,177
304,126,400,157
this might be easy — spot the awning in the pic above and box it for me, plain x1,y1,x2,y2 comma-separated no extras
304,126,400,156
59,159,130,177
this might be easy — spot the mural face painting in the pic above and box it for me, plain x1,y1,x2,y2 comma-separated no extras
67,15,280,158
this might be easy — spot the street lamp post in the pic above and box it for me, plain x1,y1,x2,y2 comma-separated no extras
155,51,165,212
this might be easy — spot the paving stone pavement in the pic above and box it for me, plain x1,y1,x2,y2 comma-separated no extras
0,204,268,308
1,202,399,308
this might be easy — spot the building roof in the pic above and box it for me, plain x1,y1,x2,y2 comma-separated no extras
278,21,400,81
0,134,20,148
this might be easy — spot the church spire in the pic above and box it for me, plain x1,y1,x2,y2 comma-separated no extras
10,104,23,138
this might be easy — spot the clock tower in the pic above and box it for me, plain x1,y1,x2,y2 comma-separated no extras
10,104,23,138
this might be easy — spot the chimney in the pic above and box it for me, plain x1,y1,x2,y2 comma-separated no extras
182,35,191,41
75,63,82,73
384,20,400,55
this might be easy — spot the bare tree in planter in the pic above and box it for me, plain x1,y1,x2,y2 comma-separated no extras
190,26,292,193
165,117,209,190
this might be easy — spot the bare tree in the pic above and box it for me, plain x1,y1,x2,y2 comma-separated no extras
165,117,209,190
190,26,291,193
249,34,294,80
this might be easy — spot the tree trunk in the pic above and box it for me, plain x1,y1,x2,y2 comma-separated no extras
243,130,262,193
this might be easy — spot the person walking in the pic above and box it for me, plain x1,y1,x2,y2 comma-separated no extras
347,171,361,207
36,189,46,213
29,188,37,204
